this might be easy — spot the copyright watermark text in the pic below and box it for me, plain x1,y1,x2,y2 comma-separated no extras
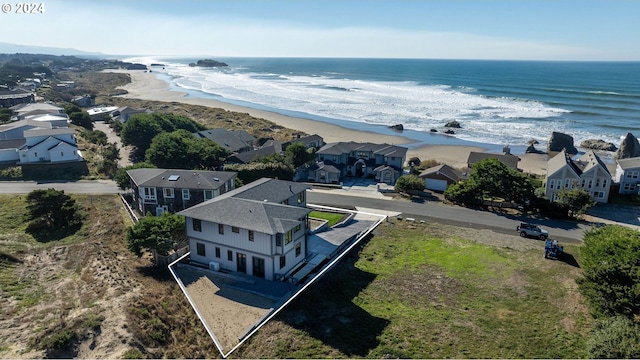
2,3,45,14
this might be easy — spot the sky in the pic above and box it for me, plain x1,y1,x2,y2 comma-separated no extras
1,0,639,61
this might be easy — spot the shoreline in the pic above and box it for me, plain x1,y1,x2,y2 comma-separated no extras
104,69,549,175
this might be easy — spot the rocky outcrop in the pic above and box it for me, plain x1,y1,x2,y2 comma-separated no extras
430,128,438,132
444,129,455,135
528,139,539,145
444,120,461,128
526,143,545,154
547,132,577,154
126,63,147,70
615,133,640,159
580,139,617,151
189,59,229,67
388,124,404,131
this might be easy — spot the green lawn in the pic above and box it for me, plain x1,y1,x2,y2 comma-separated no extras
309,210,345,227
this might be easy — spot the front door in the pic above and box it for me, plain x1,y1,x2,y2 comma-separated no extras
252,257,265,278
237,253,247,273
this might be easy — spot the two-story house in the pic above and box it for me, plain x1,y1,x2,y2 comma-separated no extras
308,141,407,185
178,178,311,281
615,157,640,194
127,168,237,216
545,149,612,203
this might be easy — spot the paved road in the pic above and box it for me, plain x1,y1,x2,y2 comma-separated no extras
0,179,592,242
308,190,590,243
0,180,121,194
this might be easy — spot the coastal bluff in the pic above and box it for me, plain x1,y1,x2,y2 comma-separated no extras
189,59,228,67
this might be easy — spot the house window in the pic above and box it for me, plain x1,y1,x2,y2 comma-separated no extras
163,188,174,198
594,191,605,199
279,256,286,269
294,223,301,232
192,219,202,232
549,181,554,189
196,243,205,256
61,151,64,157
595,178,600,187
182,189,190,200
284,229,293,245
34,152,38,157
218,224,224,234
232,226,239,233
283,199,289,205
204,190,214,200
587,179,593,189
564,179,570,188
249,230,254,241
227,250,233,261
295,242,301,257
276,234,282,247
143,187,156,199
581,179,585,188
627,171,639,179
603,179,607,188
215,247,220,258
297,191,305,204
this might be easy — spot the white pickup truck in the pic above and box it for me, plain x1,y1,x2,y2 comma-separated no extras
516,223,549,240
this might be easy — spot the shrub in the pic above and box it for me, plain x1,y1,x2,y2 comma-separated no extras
394,174,425,193
586,316,640,359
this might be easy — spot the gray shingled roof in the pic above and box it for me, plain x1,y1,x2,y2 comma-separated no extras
0,138,26,150
317,141,408,158
617,157,640,170
179,197,311,234
419,163,460,181
467,152,520,169
194,128,255,153
127,168,236,190
230,177,311,203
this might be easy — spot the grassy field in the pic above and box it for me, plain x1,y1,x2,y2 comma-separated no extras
0,193,591,358
235,221,591,359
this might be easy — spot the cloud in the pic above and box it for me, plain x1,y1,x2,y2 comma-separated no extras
0,1,622,60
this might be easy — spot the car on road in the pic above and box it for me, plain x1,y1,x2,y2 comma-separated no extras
516,222,549,240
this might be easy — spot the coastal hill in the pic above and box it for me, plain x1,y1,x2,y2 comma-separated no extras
188,59,228,67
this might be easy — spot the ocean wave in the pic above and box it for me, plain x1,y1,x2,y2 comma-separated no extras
143,58,637,149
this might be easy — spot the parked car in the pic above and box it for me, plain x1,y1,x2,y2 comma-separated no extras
516,222,548,240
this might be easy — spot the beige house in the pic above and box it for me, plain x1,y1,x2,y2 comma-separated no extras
545,150,612,203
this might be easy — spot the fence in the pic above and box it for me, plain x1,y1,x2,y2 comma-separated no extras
155,246,190,267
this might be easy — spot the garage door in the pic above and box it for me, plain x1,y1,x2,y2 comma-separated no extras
425,178,447,192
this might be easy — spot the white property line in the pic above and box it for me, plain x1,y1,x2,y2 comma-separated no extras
224,204,387,358
168,252,225,356
169,204,387,358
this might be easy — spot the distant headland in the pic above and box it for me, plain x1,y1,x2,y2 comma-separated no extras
188,59,228,67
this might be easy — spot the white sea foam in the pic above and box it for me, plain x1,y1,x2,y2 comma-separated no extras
131,57,625,148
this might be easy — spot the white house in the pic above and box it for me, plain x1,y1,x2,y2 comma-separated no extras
18,128,81,163
615,157,640,194
545,150,612,203
178,178,312,281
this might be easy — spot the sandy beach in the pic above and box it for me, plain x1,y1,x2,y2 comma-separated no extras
105,69,549,175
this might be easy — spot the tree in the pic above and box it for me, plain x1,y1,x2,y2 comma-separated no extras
126,213,185,258
586,316,640,359
69,111,93,129
444,179,482,205
114,162,156,190
394,174,425,193
120,113,207,160
24,188,80,228
285,142,316,168
469,158,534,204
556,188,597,218
144,130,229,169
577,225,640,318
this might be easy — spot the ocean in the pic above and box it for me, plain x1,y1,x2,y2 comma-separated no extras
127,57,640,154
